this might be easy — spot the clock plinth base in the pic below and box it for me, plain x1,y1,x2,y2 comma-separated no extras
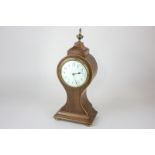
54,109,97,126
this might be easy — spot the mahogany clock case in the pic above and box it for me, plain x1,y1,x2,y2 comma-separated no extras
54,41,98,126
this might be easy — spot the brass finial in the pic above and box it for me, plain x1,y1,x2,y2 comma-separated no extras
76,28,84,41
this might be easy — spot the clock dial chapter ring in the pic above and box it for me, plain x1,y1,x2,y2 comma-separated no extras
57,56,92,89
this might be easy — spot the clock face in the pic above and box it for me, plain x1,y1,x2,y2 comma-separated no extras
60,59,89,88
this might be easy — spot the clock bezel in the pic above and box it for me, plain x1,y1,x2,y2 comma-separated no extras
57,56,92,89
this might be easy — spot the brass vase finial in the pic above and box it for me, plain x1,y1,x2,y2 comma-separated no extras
76,28,84,41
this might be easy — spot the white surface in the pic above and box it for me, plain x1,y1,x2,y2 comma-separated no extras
61,59,88,87
0,27,155,128
0,0,155,26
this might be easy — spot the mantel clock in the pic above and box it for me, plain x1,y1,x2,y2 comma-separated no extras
54,29,98,126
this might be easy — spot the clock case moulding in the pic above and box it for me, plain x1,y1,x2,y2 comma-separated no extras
54,40,98,126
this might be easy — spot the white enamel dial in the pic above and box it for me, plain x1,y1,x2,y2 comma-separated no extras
60,59,88,87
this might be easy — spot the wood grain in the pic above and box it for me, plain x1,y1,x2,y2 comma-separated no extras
54,41,98,126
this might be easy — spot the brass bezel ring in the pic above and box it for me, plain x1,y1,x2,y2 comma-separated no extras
57,56,91,89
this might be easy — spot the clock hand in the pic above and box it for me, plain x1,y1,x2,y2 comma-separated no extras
72,73,78,86
72,72,81,76
74,77,78,86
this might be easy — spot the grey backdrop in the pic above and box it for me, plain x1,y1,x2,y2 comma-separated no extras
0,26,155,128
